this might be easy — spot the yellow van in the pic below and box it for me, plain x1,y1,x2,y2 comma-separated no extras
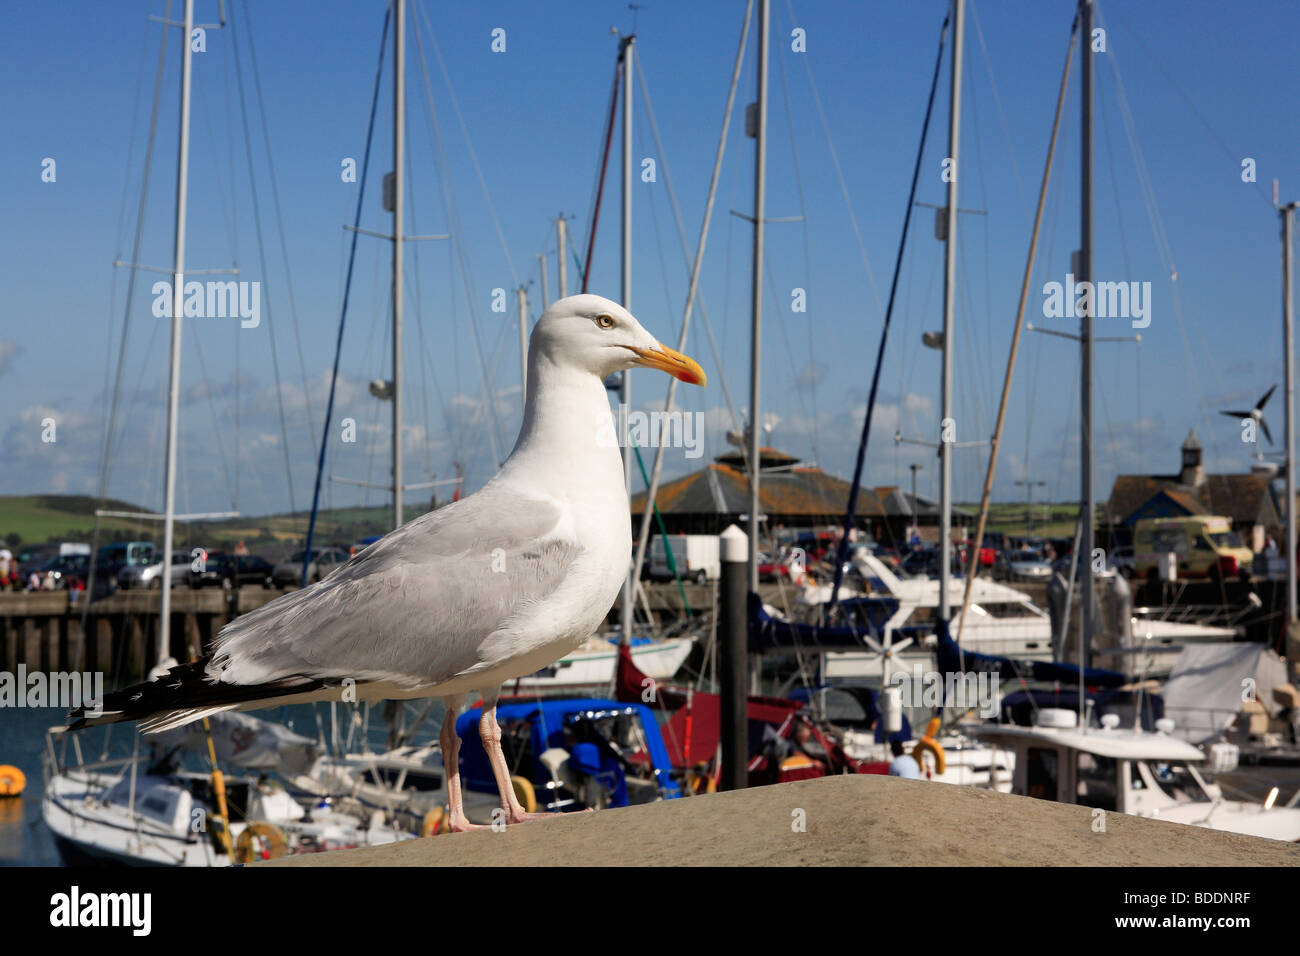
1133,516,1254,581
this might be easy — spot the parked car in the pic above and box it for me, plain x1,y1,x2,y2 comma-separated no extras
29,554,91,590
188,552,274,589
95,541,155,580
270,547,351,588
958,539,997,568
995,548,1052,583
17,545,60,580
981,532,1007,553
898,547,964,579
791,531,837,563
118,550,191,590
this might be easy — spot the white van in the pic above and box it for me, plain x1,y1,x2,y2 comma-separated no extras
649,535,720,583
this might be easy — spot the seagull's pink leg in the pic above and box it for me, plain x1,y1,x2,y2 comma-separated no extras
479,693,558,824
438,695,485,832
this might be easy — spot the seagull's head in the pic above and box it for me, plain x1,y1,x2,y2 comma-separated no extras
531,294,706,386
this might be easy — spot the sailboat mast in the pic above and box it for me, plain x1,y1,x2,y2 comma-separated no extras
391,0,405,533
159,0,196,665
748,0,769,592
620,35,636,645
557,216,568,298
938,0,963,621
1280,188,1298,623
517,286,528,398
1079,0,1096,664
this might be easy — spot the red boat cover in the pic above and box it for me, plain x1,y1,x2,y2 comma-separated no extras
614,641,804,767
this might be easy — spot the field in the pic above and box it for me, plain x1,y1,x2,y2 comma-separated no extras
955,501,1085,540
0,494,429,559
2,494,1089,560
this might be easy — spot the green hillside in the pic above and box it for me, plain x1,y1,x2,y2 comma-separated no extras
0,495,429,556
0,495,158,548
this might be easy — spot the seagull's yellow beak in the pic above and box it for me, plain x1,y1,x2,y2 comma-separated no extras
627,343,707,386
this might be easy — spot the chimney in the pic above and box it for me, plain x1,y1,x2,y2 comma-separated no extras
1180,428,1204,488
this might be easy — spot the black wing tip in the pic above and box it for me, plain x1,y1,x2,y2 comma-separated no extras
62,656,331,732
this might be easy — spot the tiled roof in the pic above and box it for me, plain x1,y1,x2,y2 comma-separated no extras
1107,473,1280,527
632,463,885,519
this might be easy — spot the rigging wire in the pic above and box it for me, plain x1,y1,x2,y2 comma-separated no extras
240,0,319,456
419,3,520,289
222,19,242,512
967,0,1028,217
1095,3,1224,474
772,4,821,463
633,53,749,446
828,8,950,610
84,3,172,615
785,0,885,321
229,3,301,515
300,5,391,580
410,7,505,466
402,121,436,478
581,47,624,293
1104,3,1274,210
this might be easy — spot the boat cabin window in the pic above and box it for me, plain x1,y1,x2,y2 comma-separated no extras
140,794,172,820
1025,747,1058,801
974,602,1036,619
1075,753,1118,811
1145,762,1202,804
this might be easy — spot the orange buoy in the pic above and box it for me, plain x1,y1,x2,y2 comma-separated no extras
0,765,25,797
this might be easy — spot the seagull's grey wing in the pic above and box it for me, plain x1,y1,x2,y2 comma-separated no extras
209,487,580,687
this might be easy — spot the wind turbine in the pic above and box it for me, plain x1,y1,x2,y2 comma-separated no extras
1221,385,1277,457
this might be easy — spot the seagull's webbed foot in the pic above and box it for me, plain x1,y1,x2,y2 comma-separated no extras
446,814,488,833
506,808,563,825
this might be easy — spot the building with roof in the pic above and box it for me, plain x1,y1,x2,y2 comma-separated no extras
1105,429,1281,551
630,447,890,542
873,485,973,545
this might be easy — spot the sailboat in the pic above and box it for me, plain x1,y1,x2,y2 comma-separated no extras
942,0,1300,841
42,710,414,865
42,0,415,865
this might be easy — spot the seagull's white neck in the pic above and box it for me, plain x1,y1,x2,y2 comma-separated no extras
495,350,626,504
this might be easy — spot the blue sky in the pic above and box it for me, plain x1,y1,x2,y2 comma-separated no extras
1,0,1298,523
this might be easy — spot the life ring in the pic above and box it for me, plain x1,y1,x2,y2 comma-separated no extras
234,822,287,864
0,765,25,797
511,774,537,814
420,806,447,837
911,737,946,777
779,753,819,772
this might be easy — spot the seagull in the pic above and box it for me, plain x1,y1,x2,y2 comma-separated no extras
68,294,705,831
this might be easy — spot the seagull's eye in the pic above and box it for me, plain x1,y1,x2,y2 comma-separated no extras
595,313,615,330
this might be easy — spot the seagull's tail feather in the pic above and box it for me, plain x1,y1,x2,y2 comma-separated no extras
65,657,330,733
